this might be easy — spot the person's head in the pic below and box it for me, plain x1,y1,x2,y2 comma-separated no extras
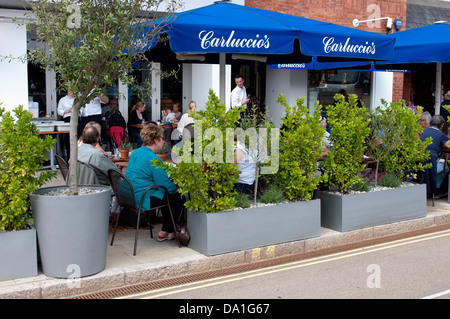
445,90,450,101
81,125,100,145
187,101,196,114
234,74,244,88
67,90,73,98
132,101,145,112
84,121,102,136
430,114,445,130
173,102,181,113
419,111,432,129
109,98,119,111
141,123,165,151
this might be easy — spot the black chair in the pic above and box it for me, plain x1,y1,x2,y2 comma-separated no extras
107,169,181,255
55,154,69,181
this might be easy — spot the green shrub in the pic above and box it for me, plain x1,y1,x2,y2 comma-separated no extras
0,106,56,231
276,94,324,201
366,100,431,185
322,93,370,194
351,180,371,192
162,90,241,213
378,172,402,188
259,184,286,204
235,192,251,208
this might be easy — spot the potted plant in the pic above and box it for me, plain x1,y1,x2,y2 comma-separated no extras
317,95,430,232
119,138,132,159
0,106,56,281
160,91,321,256
23,0,179,278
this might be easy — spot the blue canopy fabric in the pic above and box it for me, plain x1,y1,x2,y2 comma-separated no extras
145,2,395,62
376,23,450,68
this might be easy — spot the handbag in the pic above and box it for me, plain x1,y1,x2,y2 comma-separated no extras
175,207,190,246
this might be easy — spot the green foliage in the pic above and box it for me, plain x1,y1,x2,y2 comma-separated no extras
322,93,370,194
161,90,241,213
369,100,431,181
0,106,56,231
259,184,286,204
276,94,324,201
235,192,251,209
120,138,131,150
351,180,371,192
378,172,402,188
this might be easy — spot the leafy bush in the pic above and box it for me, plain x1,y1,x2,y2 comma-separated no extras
276,94,325,201
322,93,370,194
259,184,285,204
235,192,251,208
351,180,371,192
163,90,241,213
367,100,431,183
378,172,402,188
0,106,56,231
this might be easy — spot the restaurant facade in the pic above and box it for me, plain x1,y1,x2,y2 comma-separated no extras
0,0,448,126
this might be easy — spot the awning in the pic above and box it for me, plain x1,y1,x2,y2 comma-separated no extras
145,2,395,62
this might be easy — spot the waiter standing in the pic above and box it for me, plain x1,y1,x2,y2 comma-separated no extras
230,74,250,111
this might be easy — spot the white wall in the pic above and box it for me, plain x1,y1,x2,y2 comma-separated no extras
0,19,28,113
183,63,231,112
371,71,394,109
266,68,308,127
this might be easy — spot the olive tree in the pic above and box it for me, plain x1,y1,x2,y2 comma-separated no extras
23,0,181,194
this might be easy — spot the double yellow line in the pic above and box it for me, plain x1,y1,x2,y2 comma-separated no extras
118,229,450,299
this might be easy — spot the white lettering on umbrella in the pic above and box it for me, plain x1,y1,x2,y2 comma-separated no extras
323,37,376,55
199,30,270,50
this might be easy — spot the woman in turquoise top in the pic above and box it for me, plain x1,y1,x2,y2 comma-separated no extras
124,124,183,241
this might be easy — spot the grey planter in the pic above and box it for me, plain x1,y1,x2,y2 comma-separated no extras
317,184,427,232
30,186,111,278
187,199,321,256
0,225,37,281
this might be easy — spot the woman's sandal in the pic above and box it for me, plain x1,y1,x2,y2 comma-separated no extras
157,232,174,242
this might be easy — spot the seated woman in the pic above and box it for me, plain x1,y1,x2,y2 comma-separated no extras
176,101,196,136
165,102,183,123
127,101,147,148
124,123,184,241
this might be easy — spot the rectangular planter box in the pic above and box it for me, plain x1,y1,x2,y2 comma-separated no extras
317,184,427,232
0,225,38,281
187,199,321,256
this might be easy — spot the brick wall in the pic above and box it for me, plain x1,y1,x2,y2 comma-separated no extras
246,0,408,101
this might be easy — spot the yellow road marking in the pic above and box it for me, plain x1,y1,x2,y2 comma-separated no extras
117,229,450,299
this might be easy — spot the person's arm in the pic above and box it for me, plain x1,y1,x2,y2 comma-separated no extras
442,140,450,152
152,164,177,193
99,95,109,104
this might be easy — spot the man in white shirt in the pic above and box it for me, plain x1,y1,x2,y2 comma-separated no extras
81,94,108,129
57,90,75,123
81,93,108,143
230,74,250,111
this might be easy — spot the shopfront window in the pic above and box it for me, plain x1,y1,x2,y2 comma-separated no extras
308,70,372,112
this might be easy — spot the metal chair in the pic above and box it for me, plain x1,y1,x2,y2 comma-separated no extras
107,169,180,255
55,154,69,181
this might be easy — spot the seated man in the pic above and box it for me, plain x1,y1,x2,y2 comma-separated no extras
420,115,450,195
78,124,119,185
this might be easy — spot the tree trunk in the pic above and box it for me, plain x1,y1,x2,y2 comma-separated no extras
68,100,83,195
